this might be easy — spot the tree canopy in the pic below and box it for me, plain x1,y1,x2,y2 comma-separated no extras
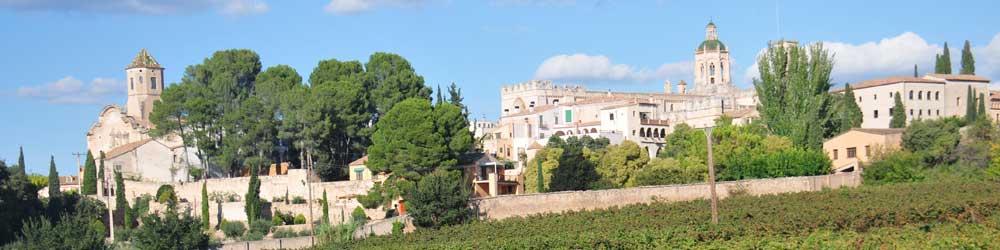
753,43,835,149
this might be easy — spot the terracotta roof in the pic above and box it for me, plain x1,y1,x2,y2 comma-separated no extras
851,128,904,135
127,48,163,69
105,138,155,159
528,142,544,150
832,76,944,92
577,121,601,127
723,108,757,118
924,74,991,83
349,155,368,166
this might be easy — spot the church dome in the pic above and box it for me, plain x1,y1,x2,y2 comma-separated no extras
697,39,727,52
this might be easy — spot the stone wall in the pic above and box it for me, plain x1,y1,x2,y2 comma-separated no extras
472,172,861,220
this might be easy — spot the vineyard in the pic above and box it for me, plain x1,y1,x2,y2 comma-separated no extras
321,179,1000,249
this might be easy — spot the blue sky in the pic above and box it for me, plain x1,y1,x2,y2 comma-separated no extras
2,0,999,175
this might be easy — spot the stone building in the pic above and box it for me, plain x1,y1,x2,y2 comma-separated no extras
822,128,904,172
485,21,759,178
86,49,201,182
830,74,992,128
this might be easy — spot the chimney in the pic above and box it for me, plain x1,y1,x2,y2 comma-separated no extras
664,80,672,94
678,80,687,94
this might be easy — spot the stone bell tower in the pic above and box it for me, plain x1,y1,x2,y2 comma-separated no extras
125,48,164,126
693,20,733,94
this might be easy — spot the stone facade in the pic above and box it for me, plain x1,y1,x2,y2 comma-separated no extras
834,74,991,128
822,128,904,171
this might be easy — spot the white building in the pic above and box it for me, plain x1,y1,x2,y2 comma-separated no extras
487,21,759,166
832,74,991,128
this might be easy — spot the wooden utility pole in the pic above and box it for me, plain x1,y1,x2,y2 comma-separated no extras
105,156,114,241
73,152,85,173
705,126,719,225
305,150,315,247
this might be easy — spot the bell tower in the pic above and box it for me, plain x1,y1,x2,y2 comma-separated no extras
693,20,733,94
125,48,164,126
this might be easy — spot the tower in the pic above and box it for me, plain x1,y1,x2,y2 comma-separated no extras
693,21,732,94
125,48,164,126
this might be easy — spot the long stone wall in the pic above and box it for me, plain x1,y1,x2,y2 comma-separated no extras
472,172,861,220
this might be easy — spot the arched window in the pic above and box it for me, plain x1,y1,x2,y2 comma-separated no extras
935,91,939,100
720,63,725,76
918,91,922,100
130,78,134,90
151,77,157,89
909,91,913,100
709,64,716,76
639,128,645,137
660,128,666,138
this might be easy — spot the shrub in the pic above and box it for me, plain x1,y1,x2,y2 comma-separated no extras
220,220,246,239
391,221,405,235
719,147,831,181
155,184,177,205
352,207,368,225
315,223,357,245
634,157,706,186
273,229,299,239
272,215,285,226
294,214,307,225
406,169,471,229
131,209,209,250
249,219,272,235
7,215,107,250
292,196,306,204
902,117,962,166
863,150,925,185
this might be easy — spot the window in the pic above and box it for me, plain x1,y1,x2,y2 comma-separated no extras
139,77,144,85
553,99,559,105
865,145,871,157
919,110,923,116
936,91,940,100
833,149,839,160
874,94,877,100
609,113,614,120
847,147,857,158
151,77,157,89
711,78,715,84
909,91,913,100
937,110,940,116
529,101,535,107
858,96,862,102
918,91,922,100
889,92,893,98
957,97,961,106
565,110,572,123
130,78,134,90
874,110,879,119
928,109,932,116
910,109,913,116
710,64,716,76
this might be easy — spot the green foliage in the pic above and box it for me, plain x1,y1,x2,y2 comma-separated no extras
292,196,306,204
27,174,47,191
658,124,706,159
351,207,368,225
155,184,177,206
890,92,907,128
935,42,953,74
315,223,358,245
271,215,285,226
902,117,963,166
593,141,649,189
753,43,835,149
719,147,831,181
366,52,432,116
7,215,107,250
406,170,471,229
201,182,209,230
961,40,975,75
81,151,96,195
322,180,1000,249
357,182,384,208
547,136,601,191
273,211,295,225
0,160,42,245
634,157,707,186
391,221,405,235
248,219,272,237
294,214,307,225
966,86,979,122
826,84,863,137
523,147,562,193
272,228,303,238
131,209,209,250
220,220,246,239
863,150,926,185
322,190,330,224
97,151,105,183
46,156,61,218
245,165,261,225
988,143,1000,181
114,171,130,230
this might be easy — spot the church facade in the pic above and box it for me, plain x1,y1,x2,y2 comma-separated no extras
484,21,759,168
86,49,199,182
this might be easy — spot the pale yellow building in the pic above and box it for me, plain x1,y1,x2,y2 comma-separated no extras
822,128,904,172
832,74,991,128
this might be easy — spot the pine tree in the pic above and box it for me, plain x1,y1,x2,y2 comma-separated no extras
961,40,976,75
941,42,952,74
201,181,209,230
966,86,978,122
321,190,329,225
81,151,97,195
913,64,919,77
890,92,907,128
115,171,131,230
15,146,26,178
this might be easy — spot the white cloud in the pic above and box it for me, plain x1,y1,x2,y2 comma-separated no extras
16,76,125,104
0,0,269,15
744,32,941,84
491,0,576,6
324,0,426,15
977,34,1000,87
533,53,691,84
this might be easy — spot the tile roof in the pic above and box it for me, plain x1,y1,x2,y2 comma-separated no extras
127,48,163,69
924,74,991,83
832,76,944,92
349,155,368,166
851,128,904,135
105,138,155,159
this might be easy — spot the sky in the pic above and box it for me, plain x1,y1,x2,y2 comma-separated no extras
1,0,999,175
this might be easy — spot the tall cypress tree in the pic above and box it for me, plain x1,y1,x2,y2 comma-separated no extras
934,54,943,74
201,181,209,230
115,171,131,230
98,151,105,184
321,190,329,225
46,156,61,218
890,92,907,128
941,42,952,74
966,86,978,122
15,146,26,178
913,64,919,77
81,151,97,195
245,165,260,225
978,92,987,121
961,40,976,75
836,84,863,133
435,84,443,106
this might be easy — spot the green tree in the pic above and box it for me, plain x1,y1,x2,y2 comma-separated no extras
753,43,835,149
367,99,466,182
863,150,925,185
0,160,43,245
978,93,987,121
524,147,563,193
405,170,471,229
309,59,364,87
46,156,61,218
365,52,432,116
988,143,1000,181
131,209,209,250
903,117,963,166
966,86,978,122
8,214,108,250
913,64,918,77
890,92,907,128
827,84,863,136
937,42,952,74
245,165,261,225
593,141,649,188
321,190,329,225
436,84,443,106
201,181,209,230
81,151,96,195
97,151,105,184
14,146,26,178
634,157,707,186
961,40,975,75
114,171,132,230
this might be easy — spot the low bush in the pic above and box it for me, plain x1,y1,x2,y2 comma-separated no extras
272,229,300,239
351,207,367,225
220,220,246,239
294,214,306,225
292,196,306,204
249,219,272,235
719,147,831,181
391,221,404,235
863,150,925,185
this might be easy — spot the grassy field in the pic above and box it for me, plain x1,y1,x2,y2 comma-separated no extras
321,179,1000,249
